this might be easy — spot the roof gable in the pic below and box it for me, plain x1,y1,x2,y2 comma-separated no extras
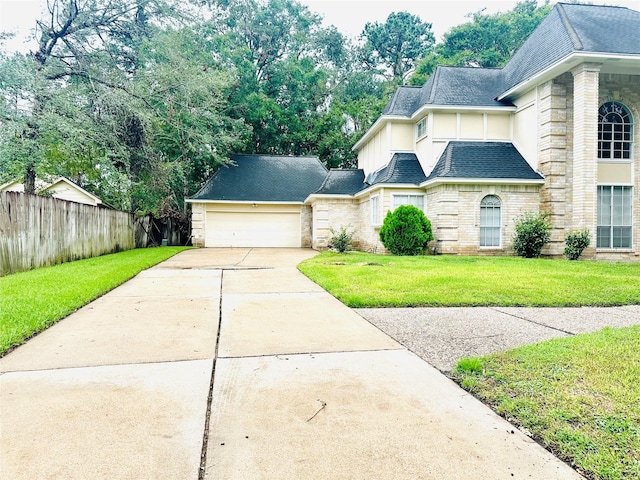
427,142,544,182
379,3,640,120
502,3,640,94
189,154,328,202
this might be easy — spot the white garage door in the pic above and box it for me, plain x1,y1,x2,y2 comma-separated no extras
205,206,301,247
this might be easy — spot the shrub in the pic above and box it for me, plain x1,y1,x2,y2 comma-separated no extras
564,229,591,260
379,205,434,256
329,225,354,253
512,211,551,258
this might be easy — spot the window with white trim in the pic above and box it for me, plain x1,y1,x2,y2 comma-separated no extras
480,195,501,247
416,118,427,139
598,102,633,160
393,194,424,211
597,185,632,249
370,195,380,225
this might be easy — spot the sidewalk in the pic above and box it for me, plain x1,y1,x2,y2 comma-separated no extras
0,248,596,479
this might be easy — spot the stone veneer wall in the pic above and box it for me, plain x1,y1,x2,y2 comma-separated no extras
597,73,640,261
311,199,361,250
357,197,387,253
536,69,640,260
571,63,601,257
301,205,313,248
425,183,541,255
191,203,205,247
537,74,572,256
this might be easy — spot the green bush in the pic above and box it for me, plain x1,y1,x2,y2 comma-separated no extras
513,211,551,258
564,229,591,260
329,225,354,253
379,205,434,256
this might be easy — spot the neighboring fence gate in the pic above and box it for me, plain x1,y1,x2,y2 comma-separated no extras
0,192,135,276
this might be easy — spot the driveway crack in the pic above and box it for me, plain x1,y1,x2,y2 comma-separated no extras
199,270,225,479
489,307,575,335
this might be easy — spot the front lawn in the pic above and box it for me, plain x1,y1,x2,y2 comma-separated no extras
454,327,640,480
0,247,189,355
298,251,640,307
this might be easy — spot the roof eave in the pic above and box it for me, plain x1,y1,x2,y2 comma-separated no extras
410,104,515,120
420,177,545,188
42,177,103,204
353,182,425,198
304,193,355,203
498,52,640,102
185,199,304,204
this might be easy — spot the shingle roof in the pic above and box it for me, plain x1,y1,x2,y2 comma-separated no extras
365,152,427,185
427,142,544,181
419,66,510,107
502,3,640,93
381,3,640,116
382,86,422,116
189,154,327,202
315,169,366,195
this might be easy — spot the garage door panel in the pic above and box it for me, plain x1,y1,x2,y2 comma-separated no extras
206,210,301,247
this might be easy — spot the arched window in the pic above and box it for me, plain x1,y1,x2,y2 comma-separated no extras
480,195,501,247
598,102,633,160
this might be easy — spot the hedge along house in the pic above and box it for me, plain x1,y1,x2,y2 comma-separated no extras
189,3,640,259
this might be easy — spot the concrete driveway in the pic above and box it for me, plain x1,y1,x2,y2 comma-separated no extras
1,248,587,479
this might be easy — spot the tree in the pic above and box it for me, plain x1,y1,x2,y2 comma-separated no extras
211,0,363,164
361,11,435,81
133,27,249,213
437,0,551,68
379,205,434,256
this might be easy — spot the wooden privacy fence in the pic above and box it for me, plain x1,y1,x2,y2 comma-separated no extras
0,192,135,277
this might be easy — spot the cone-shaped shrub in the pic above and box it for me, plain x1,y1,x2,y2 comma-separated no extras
379,205,434,256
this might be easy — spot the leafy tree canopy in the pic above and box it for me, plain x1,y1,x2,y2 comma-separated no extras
361,11,435,81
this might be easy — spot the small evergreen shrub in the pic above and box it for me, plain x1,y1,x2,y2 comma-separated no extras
329,225,354,253
379,205,434,256
564,229,591,260
512,211,551,258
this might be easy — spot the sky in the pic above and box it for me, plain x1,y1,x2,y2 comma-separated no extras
1,0,640,53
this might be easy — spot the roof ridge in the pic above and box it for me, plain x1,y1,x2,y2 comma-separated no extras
314,172,332,193
382,153,399,183
428,67,440,104
556,3,584,51
442,142,454,177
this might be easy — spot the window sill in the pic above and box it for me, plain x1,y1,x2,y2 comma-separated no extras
596,248,634,253
597,159,633,164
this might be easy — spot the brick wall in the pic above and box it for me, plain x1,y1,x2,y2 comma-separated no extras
191,203,205,247
426,183,541,255
597,73,640,260
537,74,572,255
311,198,360,250
301,205,313,248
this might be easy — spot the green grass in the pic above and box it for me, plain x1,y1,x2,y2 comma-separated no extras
298,251,640,307
453,327,640,480
0,247,189,355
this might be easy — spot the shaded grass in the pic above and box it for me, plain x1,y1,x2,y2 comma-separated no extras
298,251,640,307
0,247,189,355
453,327,640,480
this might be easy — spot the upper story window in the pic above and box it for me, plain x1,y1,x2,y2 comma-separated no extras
393,194,424,211
598,102,633,160
416,118,427,139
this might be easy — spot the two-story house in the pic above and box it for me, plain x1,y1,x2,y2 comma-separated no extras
189,3,639,260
